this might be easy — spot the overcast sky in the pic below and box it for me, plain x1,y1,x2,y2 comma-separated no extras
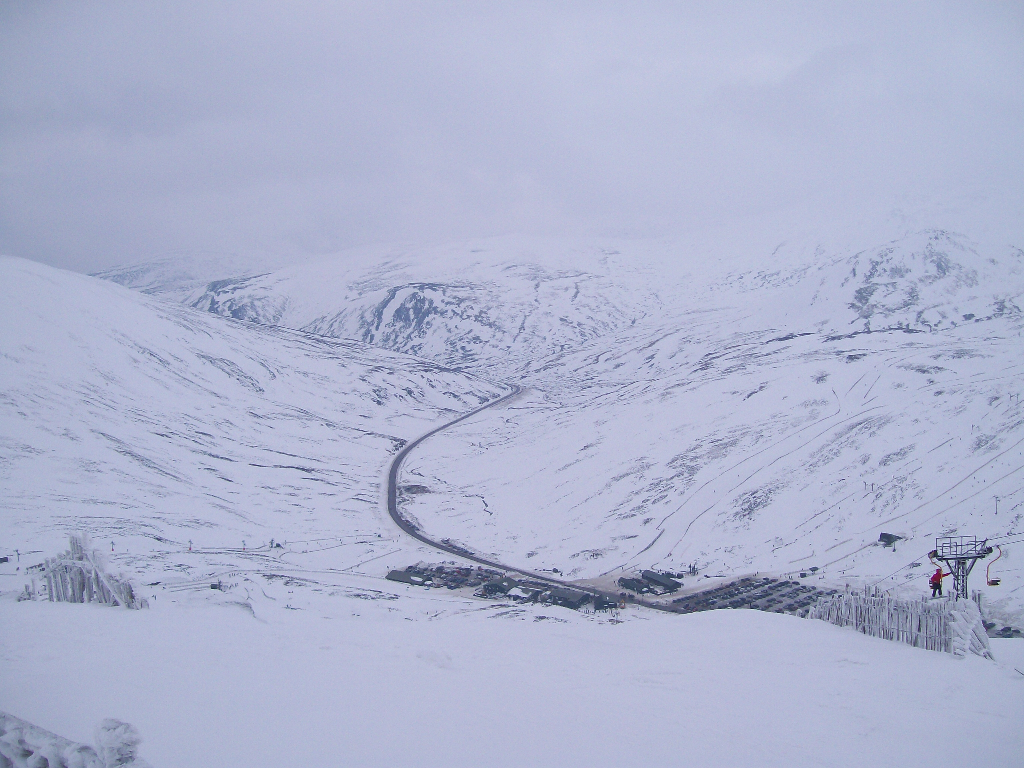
1,2,1022,273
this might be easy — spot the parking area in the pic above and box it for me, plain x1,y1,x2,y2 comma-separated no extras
667,577,835,616
385,563,617,611
387,564,840,617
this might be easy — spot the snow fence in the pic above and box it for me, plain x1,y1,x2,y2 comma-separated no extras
32,536,144,609
0,712,151,768
807,591,992,659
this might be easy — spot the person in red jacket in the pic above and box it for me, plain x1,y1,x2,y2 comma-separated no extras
929,567,950,597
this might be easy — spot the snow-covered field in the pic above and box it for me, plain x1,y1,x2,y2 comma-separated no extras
3,594,1023,768
3,223,1024,766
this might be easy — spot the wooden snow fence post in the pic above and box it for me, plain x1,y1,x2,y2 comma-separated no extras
806,591,991,659
40,537,144,610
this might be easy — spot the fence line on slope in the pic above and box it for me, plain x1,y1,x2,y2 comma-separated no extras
807,588,991,659
30,536,145,609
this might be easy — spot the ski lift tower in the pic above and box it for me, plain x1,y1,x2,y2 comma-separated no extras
930,536,993,600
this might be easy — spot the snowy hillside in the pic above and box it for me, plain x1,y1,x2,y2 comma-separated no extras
176,230,1024,373
393,232,1024,623
92,251,314,304
718,229,1024,337
114,230,1024,625
3,240,1023,768
0,256,503,583
183,237,661,374
406,302,1024,588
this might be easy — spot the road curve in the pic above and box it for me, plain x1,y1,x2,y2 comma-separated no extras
385,385,620,601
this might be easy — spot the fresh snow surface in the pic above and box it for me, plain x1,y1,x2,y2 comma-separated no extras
2,224,1024,766
2,596,1023,768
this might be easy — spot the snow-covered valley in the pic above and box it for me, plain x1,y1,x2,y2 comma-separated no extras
3,227,1024,767
101,230,1024,621
0,255,516,641
5,4,1024,764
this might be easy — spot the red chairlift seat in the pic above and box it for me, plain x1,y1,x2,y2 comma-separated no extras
987,545,1002,587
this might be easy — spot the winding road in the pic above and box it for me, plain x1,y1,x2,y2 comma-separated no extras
385,385,619,602
383,383,839,618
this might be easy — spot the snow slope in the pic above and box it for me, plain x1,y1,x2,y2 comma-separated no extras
401,232,1024,624
2,242,1023,767
182,237,660,375
3,589,1023,768
126,230,1024,623
174,230,1024,371
0,256,503,585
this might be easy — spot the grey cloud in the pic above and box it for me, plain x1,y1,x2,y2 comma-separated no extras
1,1,1022,272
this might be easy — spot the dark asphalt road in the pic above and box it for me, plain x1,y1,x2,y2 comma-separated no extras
384,388,834,619
384,385,622,603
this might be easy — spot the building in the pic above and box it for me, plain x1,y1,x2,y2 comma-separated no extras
617,577,649,594
641,570,681,592
386,569,431,586
481,576,519,596
544,588,590,610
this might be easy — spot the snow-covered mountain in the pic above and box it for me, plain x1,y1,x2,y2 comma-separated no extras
4,230,1024,768
721,229,1023,337
0,256,502,569
180,238,660,375
91,229,1024,626
92,251,314,304
160,229,1023,374
7,225,1023,612
406,297,1023,589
